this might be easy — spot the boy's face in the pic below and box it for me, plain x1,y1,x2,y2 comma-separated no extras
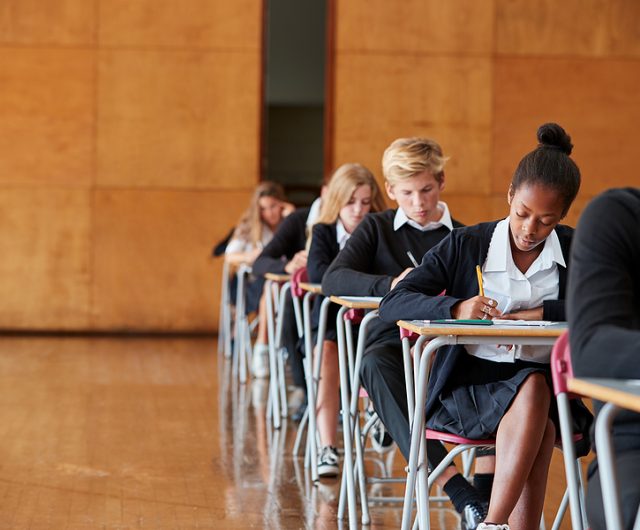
385,170,444,226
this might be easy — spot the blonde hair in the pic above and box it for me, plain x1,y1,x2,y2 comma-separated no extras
233,181,287,247
306,164,386,250
382,137,448,185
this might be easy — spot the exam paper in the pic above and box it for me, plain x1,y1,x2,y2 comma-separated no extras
492,319,558,326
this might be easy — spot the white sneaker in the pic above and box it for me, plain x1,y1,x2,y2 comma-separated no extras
251,344,270,378
317,445,340,478
476,523,510,530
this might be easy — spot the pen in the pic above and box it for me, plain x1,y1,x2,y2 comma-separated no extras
476,265,484,296
406,251,419,267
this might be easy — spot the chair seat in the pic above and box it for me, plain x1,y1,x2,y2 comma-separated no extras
425,429,495,446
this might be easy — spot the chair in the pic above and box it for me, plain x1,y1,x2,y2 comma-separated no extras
550,331,589,530
400,329,589,530
264,271,304,429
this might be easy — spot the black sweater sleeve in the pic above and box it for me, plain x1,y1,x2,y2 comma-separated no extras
307,223,338,284
379,231,467,322
321,217,394,296
568,189,640,379
252,208,309,277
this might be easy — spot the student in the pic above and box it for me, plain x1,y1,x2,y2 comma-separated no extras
568,187,640,530
225,181,294,377
380,123,592,530
322,138,491,526
252,183,328,413
307,163,386,477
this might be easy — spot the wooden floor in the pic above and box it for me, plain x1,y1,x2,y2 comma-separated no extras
0,336,588,529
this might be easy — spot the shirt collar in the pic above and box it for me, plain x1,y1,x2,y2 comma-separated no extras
393,202,453,232
484,217,566,273
306,197,322,227
335,220,350,250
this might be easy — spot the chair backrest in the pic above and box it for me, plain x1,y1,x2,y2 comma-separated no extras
290,267,308,298
551,330,574,396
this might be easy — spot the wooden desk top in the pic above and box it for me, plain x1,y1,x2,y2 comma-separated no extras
264,272,291,283
329,295,382,310
568,378,640,414
397,319,567,338
299,282,322,294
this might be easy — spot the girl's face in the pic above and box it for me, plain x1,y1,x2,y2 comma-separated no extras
339,184,373,233
385,170,444,227
508,183,565,253
259,196,284,229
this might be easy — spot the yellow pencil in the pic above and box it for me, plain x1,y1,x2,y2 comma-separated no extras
476,265,484,296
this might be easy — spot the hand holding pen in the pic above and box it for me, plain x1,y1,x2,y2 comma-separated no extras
450,264,500,320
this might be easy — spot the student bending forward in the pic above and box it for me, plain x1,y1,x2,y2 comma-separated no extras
379,123,592,530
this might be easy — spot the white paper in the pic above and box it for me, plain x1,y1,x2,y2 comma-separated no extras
492,319,558,327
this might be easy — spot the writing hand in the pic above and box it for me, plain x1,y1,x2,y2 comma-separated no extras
451,296,501,320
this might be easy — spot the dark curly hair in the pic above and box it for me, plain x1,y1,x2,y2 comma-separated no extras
509,123,581,217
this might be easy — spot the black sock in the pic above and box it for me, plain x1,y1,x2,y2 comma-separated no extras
443,473,481,514
473,473,494,503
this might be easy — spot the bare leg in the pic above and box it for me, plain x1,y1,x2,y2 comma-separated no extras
509,419,555,530
316,340,340,447
486,373,552,526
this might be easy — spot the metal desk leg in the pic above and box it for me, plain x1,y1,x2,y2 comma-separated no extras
401,336,452,530
595,402,624,530
265,279,281,430
336,305,357,528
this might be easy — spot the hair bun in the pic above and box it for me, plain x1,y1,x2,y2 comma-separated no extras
537,123,573,155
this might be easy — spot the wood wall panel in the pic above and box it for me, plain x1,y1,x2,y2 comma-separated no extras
336,0,493,54
496,0,640,57
0,189,91,329
493,57,640,196
0,0,95,45
97,49,260,190
333,54,492,194
608,1,640,56
99,0,261,49
0,49,94,187
91,190,251,331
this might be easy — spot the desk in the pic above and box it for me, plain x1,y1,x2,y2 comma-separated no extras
397,319,567,530
568,378,640,530
329,295,382,527
292,281,325,482
263,272,291,429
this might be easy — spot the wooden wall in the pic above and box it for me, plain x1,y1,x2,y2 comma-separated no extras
2,1,638,332
331,0,640,227
0,1,262,331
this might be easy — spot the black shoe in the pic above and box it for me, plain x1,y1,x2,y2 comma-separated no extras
461,501,488,530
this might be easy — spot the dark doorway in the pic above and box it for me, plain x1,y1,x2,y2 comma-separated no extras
262,0,328,205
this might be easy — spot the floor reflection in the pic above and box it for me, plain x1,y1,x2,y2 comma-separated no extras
216,353,463,529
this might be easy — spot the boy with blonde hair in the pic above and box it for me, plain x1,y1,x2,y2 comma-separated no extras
322,137,490,527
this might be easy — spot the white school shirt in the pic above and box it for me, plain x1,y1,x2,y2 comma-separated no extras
225,225,275,255
393,201,454,232
465,218,564,363
335,220,351,250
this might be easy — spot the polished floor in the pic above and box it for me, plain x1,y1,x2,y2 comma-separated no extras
0,336,586,529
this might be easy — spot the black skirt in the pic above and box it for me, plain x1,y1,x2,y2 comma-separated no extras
428,352,592,455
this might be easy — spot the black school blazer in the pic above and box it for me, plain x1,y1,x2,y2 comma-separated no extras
379,220,574,419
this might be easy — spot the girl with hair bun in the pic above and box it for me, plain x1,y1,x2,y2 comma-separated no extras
380,123,592,530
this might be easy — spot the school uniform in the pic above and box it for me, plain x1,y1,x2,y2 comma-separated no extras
322,204,462,460
307,220,353,339
226,225,275,313
379,219,591,456
568,188,640,530
252,207,311,390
